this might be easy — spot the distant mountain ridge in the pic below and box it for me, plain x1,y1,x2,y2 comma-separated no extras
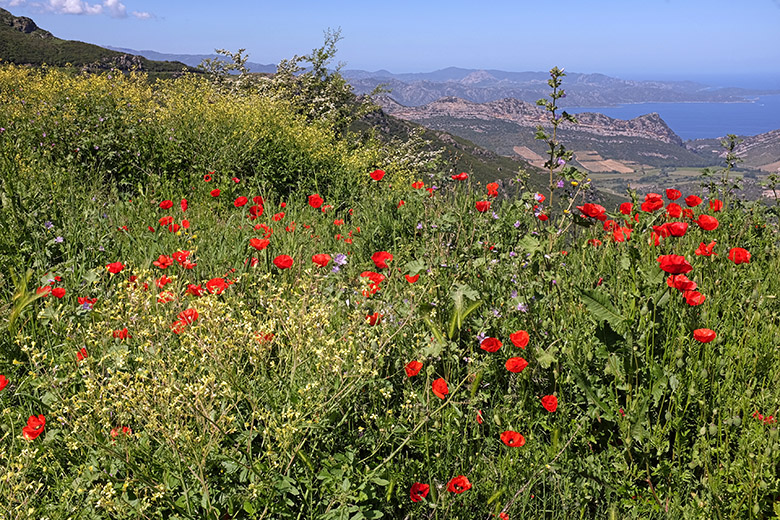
98,47,778,108
105,46,277,73
344,67,777,107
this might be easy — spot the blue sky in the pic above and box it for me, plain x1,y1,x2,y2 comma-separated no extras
3,0,780,85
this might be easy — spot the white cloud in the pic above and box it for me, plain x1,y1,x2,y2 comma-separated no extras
102,0,126,18
2,0,152,18
46,0,103,15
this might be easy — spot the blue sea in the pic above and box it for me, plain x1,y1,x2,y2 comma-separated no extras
568,94,780,141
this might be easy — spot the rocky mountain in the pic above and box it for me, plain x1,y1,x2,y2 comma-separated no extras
377,95,716,173
687,129,780,173
0,8,192,73
347,68,777,107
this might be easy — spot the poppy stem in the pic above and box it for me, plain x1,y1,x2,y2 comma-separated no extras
495,421,583,518
368,374,472,475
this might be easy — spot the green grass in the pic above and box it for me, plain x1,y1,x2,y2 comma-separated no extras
1,65,779,520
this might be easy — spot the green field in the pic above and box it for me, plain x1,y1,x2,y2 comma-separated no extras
1,64,779,520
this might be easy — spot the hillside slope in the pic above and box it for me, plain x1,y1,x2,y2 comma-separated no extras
0,8,192,72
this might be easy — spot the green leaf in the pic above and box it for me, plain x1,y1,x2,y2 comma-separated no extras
517,235,541,255
578,288,627,336
404,259,426,276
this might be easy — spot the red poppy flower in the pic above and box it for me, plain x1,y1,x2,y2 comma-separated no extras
432,378,449,399
695,241,717,256
22,414,45,440
157,291,175,303
106,262,125,274
178,308,199,325
180,199,188,212
641,193,664,212
0,374,8,392
588,238,602,247
657,254,693,274
613,227,632,242
667,274,697,292
186,284,204,296
697,215,719,231
159,200,173,209
537,214,549,221
172,250,190,264
52,287,66,299
210,189,220,197
500,430,526,447
475,200,491,213
273,212,285,221
273,255,294,270
405,274,420,283
685,195,702,207
405,360,423,377
728,247,751,264
371,251,393,269
308,194,324,209
155,275,172,289
682,208,695,220
665,189,682,200
510,330,529,348
410,482,430,502
110,426,132,438
476,409,484,424
480,337,502,353
487,182,499,197
451,172,469,181
312,254,331,267
541,395,558,412
412,181,425,189
683,290,706,306
204,173,213,182
206,278,228,294
577,203,606,219
619,202,633,215
370,169,386,181
667,222,688,237
446,475,472,494
75,347,88,362
653,224,671,238
649,231,662,247
366,312,382,326
693,328,716,343
113,327,129,339
397,200,405,208
256,223,273,238
709,199,723,212
250,238,270,251
505,357,529,373
361,271,386,285
234,196,248,208
666,203,682,218
153,255,174,269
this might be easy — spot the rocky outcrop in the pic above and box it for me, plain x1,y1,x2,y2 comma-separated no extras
1,8,53,38
378,95,684,144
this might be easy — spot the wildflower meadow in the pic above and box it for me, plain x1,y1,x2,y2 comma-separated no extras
1,60,779,519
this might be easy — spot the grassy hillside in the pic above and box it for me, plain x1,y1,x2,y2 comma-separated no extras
0,7,191,72
1,63,779,520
